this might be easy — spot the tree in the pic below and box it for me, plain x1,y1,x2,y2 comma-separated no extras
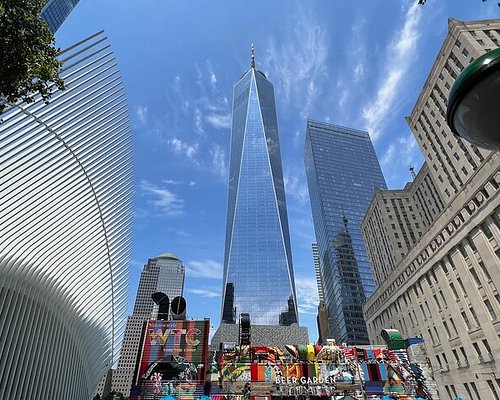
0,0,64,114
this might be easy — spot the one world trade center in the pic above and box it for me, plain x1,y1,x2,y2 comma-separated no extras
221,48,298,326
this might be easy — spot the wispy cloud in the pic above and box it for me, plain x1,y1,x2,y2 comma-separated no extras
206,114,231,129
362,2,422,140
295,277,319,315
264,4,328,118
206,60,218,90
187,288,221,298
381,133,422,186
136,105,148,124
381,134,418,168
284,172,309,204
186,259,223,279
139,179,184,216
168,137,199,160
162,179,197,186
210,143,227,180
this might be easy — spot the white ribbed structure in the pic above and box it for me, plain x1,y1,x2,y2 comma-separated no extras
0,31,132,399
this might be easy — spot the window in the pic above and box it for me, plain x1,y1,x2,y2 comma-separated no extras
440,290,448,307
470,307,481,326
443,321,451,338
478,261,492,281
473,342,483,362
464,383,474,399
484,299,496,320
471,382,480,398
433,294,442,311
435,353,442,368
461,311,471,330
459,347,468,366
445,386,452,399
482,339,493,360
450,282,459,300
450,318,458,335
487,380,500,400
479,220,494,239
470,268,482,287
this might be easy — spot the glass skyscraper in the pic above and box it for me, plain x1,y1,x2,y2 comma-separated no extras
221,51,298,326
304,120,387,344
41,0,80,32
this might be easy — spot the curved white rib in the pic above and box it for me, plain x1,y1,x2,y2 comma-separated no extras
0,31,132,400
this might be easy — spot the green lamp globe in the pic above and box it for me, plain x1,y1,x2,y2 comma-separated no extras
447,47,500,150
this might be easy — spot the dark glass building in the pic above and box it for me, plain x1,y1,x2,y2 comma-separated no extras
221,51,298,326
41,0,80,32
304,120,387,344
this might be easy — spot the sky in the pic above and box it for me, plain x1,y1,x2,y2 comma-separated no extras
55,0,499,342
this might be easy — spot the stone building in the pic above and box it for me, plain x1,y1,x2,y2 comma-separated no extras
362,18,500,400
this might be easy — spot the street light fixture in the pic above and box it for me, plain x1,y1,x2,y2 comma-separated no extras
447,47,500,150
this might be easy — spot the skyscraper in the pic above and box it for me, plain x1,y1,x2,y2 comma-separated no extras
0,31,132,400
362,18,500,399
305,120,387,344
41,0,81,32
108,253,185,397
221,48,298,326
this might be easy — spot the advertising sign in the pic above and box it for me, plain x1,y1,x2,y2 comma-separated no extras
135,319,209,385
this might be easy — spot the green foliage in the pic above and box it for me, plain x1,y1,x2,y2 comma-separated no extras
0,0,64,114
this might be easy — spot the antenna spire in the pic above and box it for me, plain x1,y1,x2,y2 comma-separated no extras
251,44,255,69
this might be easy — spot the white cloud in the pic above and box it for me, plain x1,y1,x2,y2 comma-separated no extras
205,113,231,129
382,134,418,168
284,172,309,204
206,60,218,90
362,2,422,140
210,143,227,180
194,108,204,134
295,277,319,315
136,105,148,124
186,259,223,279
140,179,184,216
162,179,181,185
168,137,199,160
264,5,328,117
187,288,220,298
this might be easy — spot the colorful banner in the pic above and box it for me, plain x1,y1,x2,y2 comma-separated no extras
136,319,209,383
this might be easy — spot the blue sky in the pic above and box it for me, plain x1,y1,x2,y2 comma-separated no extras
55,1,499,341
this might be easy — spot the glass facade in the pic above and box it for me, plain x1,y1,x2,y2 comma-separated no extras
221,65,298,326
304,120,387,344
41,0,80,32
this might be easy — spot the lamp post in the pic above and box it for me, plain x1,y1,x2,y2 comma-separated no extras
446,47,500,150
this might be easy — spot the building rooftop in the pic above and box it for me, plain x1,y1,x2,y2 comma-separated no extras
155,252,180,261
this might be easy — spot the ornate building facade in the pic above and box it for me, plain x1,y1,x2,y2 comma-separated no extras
362,18,500,400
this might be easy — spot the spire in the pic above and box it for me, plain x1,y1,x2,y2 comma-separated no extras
251,43,255,69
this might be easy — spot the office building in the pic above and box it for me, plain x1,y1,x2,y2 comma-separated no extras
108,253,185,397
313,243,330,344
0,31,132,400
41,0,81,32
304,120,387,344
362,163,445,286
362,18,500,400
220,48,298,326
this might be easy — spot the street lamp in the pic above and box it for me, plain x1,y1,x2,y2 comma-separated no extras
446,47,500,150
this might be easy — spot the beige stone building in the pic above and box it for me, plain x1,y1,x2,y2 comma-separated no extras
362,18,500,400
